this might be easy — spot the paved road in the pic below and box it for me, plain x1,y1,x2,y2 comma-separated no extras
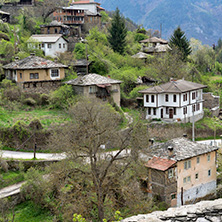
0,150,66,160
0,182,25,199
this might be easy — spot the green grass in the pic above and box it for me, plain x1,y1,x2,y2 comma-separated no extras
0,107,70,129
5,201,53,222
0,170,24,189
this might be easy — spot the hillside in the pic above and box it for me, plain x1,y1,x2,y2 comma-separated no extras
98,0,222,45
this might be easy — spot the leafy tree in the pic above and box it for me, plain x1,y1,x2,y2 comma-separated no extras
47,98,150,221
73,43,86,60
169,26,192,61
108,8,127,55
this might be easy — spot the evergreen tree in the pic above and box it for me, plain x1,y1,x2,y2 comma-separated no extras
169,26,192,61
108,8,127,54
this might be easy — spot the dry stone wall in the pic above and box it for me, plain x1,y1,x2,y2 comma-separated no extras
121,198,222,222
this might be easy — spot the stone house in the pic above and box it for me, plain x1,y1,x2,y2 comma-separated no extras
3,55,67,93
27,34,68,58
145,137,218,207
140,37,171,55
139,79,207,123
65,73,122,106
40,21,70,36
53,0,104,32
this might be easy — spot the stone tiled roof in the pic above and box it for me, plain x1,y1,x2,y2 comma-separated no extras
65,73,122,86
140,37,168,44
28,34,68,43
145,156,176,171
149,137,218,161
3,56,67,70
132,52,148,59
139,79,207,94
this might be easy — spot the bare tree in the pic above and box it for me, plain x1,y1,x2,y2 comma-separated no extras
48,98,150,221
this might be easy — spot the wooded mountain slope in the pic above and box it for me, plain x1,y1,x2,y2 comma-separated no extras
98,0,222,45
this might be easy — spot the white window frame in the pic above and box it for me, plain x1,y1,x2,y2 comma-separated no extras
50,69,60,79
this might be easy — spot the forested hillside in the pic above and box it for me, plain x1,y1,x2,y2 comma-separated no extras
98,0,222,45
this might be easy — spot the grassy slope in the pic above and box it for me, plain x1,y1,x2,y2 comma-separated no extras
0,107,70,129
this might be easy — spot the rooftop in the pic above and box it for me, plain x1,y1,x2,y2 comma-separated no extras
145,156,176,171
3,56,67,70
140,37,168,44
65,73,122,86
71,0,101,5
149,137,218,161
132,52,148,59
40,20,69,29
139,79,207,94
28,34,68,43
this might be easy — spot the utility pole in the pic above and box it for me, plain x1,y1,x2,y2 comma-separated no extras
192,106,195,142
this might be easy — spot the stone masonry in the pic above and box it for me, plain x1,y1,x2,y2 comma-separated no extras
121,198,222,222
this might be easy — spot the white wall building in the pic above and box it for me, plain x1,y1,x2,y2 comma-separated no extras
27,34,68,58
139,79,207,123
70,0,104,14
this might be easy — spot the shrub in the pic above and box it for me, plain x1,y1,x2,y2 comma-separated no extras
129,85,148,99
23,97,37,106
49,84,75,109
40,93,49,106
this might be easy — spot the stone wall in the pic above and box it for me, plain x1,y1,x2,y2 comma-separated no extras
203,93,220,117
18,80,62,94
121,198,222,222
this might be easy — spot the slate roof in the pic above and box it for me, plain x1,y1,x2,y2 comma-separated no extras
149,137,218,161
3,56,67,70
132,52,148,59
65,73,122,86
139,79,207,94
145,156,176,171
28,34,68,43
0,10,10,15
140,37,168,44
40,20,69,29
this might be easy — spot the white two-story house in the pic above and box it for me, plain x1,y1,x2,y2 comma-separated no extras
139,79,207,122
27,34,68,57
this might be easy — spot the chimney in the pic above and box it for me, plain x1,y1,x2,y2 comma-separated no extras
168,146,174,158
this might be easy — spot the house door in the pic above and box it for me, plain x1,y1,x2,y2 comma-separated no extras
169,109,174,119
161,109,163,118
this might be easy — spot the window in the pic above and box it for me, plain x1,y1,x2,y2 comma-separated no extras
41,43,44,48
55,28,57,33
146,95,149,103
208,169,211,177
148,108,151,115
51,69,59,77
63,43,66,48
30,73,39,79
184,160,191,170
165,94,169,102
183,93,187,101
153,108,156,115
195,173,199,179
48,43,52,48
89,86,96,93
168,168,174,178
193,104,195,112
192,92,196,100
20,73,22,79
166,107,169,114
173,94,177,102
174,107,176,115
183,107,187,115
59,43,61,48
197,156,200,164
197,103,200,111
171,194,176,199
151,95,154,103
184,176,191,184
207,154,211,162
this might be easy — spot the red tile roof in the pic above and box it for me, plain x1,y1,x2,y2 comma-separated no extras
145,156,176,171
72,0,101,5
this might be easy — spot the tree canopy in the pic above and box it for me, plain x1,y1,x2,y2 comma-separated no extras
169,26,192,61
108,7,127,55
